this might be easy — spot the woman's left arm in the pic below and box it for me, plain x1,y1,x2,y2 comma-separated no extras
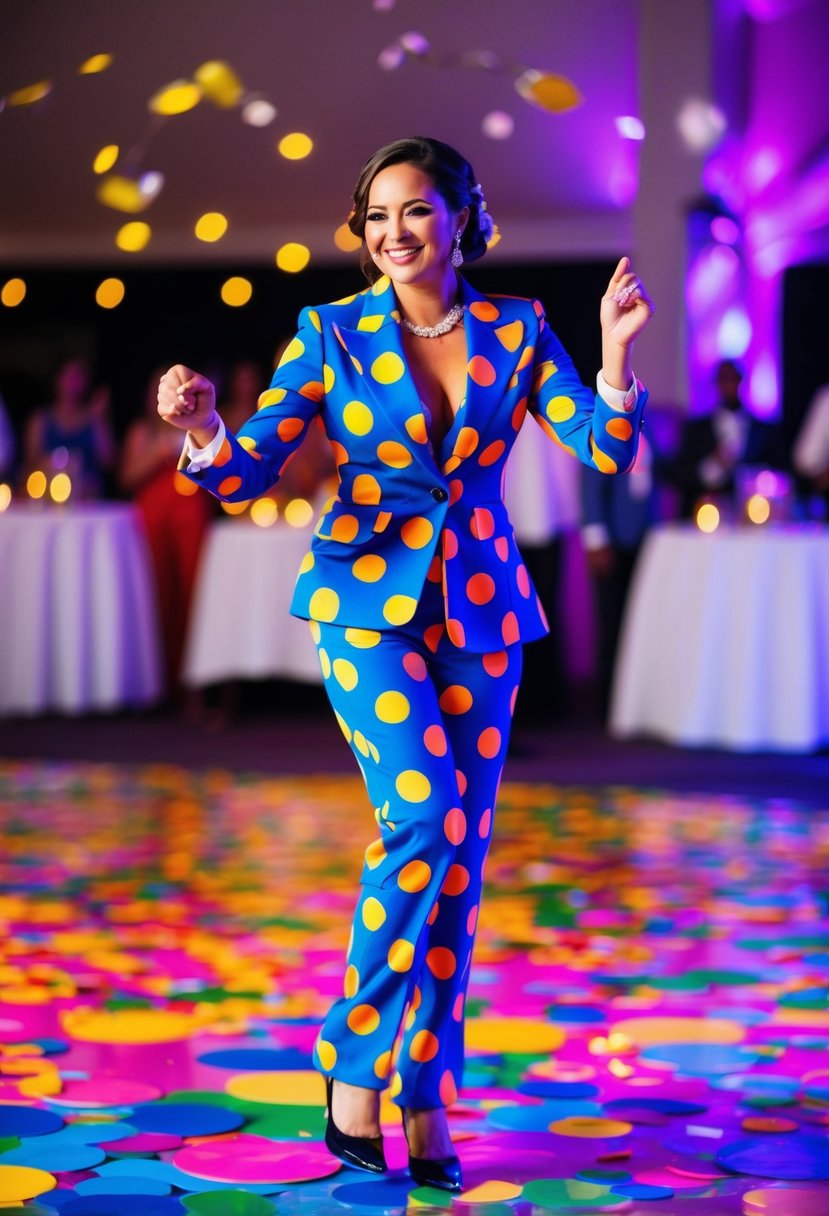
600,256,656,391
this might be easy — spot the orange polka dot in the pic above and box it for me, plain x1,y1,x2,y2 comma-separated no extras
471,509,494,540
401,517,434,549
606,416,634,441
364,838,386,870
299,381,325,402
468,300,500,321
352,554,387,582
427,947,457,979
424,725,448,756
501,611,520,645
467,905,479,936
478,726,502,759
426,555,443,583
326,514,356,542
467,573,495,605
423,623,445,653
344,965,359,998
516,565,532,598
439,1070,458,1105
494,319,524,351
494,536,510,562
517,345,536,371
213,438,233,468
405,413,429,444
443,529,459,559
347,1004,380,1035
442,454,461,475
277,417,305,441
446,618,466,647
427,901,440,926
482,650,508,677
479,808,492,838
444,807,467,845
512,399,528,430
377,440,412,468
454,427,479,458
353,474,382,504
373,1051,392,1080
330,440,349,467
448,479,463,505
535,362,557,391
402,652,428,681
478,440,506,466
388,939,415,973
456,769,468,796
590,437,618,473
442,865,470,897
439,685,473,714
398,860,432,893
217,475,242,497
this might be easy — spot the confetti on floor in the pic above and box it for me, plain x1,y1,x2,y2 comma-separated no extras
1,759,829,1213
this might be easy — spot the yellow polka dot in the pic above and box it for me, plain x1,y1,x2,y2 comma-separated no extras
389,1071,403,1097
352,554,387,582
372,277,391,296
353,730,370,757
374,1050,392,1080
278,417,305,441
495,319,524,351
606,416,634,440
309,587,340,622
258,387,287,409
371,351,405,384
316,1039,337,1070
217,475,242,497
278,336,305,365
353,474,382,505
364,837,386,870
388,939,415,972
383,594,417,625
345,627,382,648
468,300,500,321
395,770,431,802
375,691,410,723
343,400,374,435
534,360,556,386
308,619,321,643
377,440,412,468
318,648,332,679
332,658,358,690
329,513,359,542
237,436,262,459
298,552,315,575
357,314,385,332
590,438,618,473
410,1030,439,1062
401,517,434,549
343,965,359,997
367,740,380,763
398,860,432,892
307,308,322,332
546,395,576,423
347,1004,380,1035
362,897,387,931
322,364,335,393
405,414,428,444
550,1116,632,1138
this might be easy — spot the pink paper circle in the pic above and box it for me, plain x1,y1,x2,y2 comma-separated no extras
49,1079,165,1107
174,1134,342,1184
106,1132,183,1153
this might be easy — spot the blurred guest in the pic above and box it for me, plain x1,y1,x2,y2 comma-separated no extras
25,356,116,498
503,421,579,724
581,430,659,717
0,392,15,479
667,359,778,517
792,383,829,511
121,369,213,700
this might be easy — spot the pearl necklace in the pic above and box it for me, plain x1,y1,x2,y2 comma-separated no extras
400,302,464,338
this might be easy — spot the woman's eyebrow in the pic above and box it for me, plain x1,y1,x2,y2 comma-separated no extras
366,197,432,210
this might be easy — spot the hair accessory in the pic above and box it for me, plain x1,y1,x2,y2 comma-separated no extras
450,231,464,268
471,183,487,211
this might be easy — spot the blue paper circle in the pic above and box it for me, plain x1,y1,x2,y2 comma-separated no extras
604,1097,708,1115
0,1143,107,1172
0,1105,65,1136
197,1048,311,1071
74,1178,172,1197
717,1135,829,1180
128,1102,244,1136
518,1081,601,1099
61,1198,185,1216
488,1100,602,1130
612,1183,675,1199
638,1043,760,1075
332,1177,415,1207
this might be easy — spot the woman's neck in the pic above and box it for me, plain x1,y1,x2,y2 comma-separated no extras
395,269,460,330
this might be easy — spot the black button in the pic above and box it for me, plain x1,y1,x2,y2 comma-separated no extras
430,486,448,503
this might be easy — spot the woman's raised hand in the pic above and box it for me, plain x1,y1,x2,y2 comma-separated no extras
157,366,218,433
600,256,655,349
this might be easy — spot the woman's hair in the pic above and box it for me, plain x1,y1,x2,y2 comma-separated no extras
348,136,493,283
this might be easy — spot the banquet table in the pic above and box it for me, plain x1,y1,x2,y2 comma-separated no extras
0,503,162,716
609,523,829,751
182,518,321,687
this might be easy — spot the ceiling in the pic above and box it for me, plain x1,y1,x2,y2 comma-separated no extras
1,0,645,264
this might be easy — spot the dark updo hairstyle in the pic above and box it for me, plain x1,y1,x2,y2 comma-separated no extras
348,136,490,284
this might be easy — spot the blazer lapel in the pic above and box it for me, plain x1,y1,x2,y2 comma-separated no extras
454,276,526,457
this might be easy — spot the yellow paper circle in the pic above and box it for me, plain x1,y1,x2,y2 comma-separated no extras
550,1115,633,1138
0,1164,57,1202
465,1017,566,1054
227,1069,324,1104
610,1016,745,1047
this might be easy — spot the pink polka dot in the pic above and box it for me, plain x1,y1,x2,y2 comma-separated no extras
467,573,496,605
512,399,527,430
424,724,448,756
442,864,470,896
443,530,459,559
495,536,510,562
479,807,492,838
447,617,466,647
448,479,463,505
426,555,443,583
452,993,464,1022
456,769,468,796
501,611,520,645
516,564,532,598
510,684,519,713
402,652,428,681
478,726,502,758
467,905,479,935
423,624,445,654
471,508,494,540
444,807,467,845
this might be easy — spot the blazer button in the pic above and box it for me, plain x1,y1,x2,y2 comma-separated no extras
430,486,448,503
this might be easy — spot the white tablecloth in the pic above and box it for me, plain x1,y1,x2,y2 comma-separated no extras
610,523,829,751
182,519,321,687
0,504,162,716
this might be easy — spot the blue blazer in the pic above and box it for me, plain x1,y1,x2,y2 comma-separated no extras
185,274,646,651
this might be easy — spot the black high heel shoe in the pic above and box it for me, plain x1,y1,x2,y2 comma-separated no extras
324,1075,387,1174
403,1110,463,1193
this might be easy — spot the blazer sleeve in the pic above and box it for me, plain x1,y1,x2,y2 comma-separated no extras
527,301,646,475
182,306,324,502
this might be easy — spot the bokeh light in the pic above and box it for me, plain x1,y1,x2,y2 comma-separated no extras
27,471,47,500
93,145,119,175
615,115,646,140
399,31,430,54
49,473,72,504
97,175,148,214
514,70,582,114
717,307,752,358
95,278,126,309
250,498,278,527
746,494,771,525
1,278,27,307
78,54,113,75
276,243,311,273
149,81,202,116
710,216,741,245
195,212,229,242
0,484,12,512
194,61,244,108
242,99,277,127
378,43,406,70
221,277,253,307
116,222,152,252
696,502,721,533
139,172,165,202
284,498,314,528
676,97,727,152
278,133,313,160
334,223,362,252
8,81,52,106
482,111,514,140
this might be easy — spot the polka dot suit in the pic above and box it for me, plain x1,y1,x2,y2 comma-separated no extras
184,273,646,1107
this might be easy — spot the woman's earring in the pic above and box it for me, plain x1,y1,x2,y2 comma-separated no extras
450,232,464,268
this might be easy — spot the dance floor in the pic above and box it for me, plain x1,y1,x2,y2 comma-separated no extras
1,758,829,1213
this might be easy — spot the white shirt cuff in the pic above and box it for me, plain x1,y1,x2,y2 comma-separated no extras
596,370,638,412
582,523,612,551
184,417,226,471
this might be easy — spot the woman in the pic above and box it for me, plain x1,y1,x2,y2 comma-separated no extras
157,136,654,1190
26,356,116,499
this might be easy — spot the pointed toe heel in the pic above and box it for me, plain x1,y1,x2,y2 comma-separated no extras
324,1076,387,1174
408,1152,463,1192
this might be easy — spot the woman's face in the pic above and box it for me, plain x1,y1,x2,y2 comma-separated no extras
364,162,466,288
